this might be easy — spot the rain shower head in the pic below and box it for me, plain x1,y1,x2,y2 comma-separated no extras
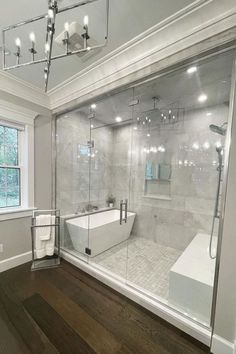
209,123,227,136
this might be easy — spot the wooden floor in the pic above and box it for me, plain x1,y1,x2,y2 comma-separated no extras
0,260,210,354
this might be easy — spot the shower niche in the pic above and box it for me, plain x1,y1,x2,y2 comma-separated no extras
144,160,172,199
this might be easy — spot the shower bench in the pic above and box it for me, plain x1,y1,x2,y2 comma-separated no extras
168,233,217,325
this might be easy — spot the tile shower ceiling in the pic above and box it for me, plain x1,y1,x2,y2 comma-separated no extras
0,0,194,90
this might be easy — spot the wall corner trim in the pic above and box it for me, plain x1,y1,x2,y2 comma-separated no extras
0,251,31,273
211,334,235,354
0,71,50,109
0,99,39,125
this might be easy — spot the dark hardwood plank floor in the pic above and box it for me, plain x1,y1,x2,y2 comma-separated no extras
0,260,210,354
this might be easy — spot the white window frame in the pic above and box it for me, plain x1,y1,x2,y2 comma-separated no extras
0,123,22,208
0,100,37,221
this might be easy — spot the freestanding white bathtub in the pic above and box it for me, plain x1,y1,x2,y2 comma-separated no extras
66,209,136,257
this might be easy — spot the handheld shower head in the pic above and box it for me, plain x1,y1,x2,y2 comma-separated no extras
209,123,227,136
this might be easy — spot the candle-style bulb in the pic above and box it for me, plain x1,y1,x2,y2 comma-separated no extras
29,32,35,43
64,22,69,32
48,8,54,19
45,42,50,53
15,38,21,47
83,15,89,26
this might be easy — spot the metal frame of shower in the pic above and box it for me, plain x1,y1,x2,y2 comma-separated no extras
51,31,236,346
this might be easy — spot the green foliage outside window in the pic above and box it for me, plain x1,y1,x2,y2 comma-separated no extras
0,125,20,208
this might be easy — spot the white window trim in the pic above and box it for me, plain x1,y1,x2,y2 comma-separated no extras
0,99,38,221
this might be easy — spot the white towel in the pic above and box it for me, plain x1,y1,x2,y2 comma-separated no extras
34,215,56,259
34,232,46,259
45,216,56,256
36,215,52,240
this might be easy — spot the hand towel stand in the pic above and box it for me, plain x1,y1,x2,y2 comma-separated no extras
31,209,60,271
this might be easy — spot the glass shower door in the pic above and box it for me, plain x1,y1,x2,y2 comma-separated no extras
56,109,91,262
87,88,134,279
126,49,235,327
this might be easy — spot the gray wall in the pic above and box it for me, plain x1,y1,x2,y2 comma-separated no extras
34,115,53,209
0,94,52,263
0,217,31,260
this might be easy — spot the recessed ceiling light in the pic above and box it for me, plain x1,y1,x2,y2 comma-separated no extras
147,133,150,137
91,124,94,128
133,126,137,130
206,112,212,116
192,142,200,150
198,94,208,103
203,141,210,149
91,103,96,109
115,116,122,122
187,66,197,74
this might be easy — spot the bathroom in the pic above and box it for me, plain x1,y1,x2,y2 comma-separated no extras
1,1,236,353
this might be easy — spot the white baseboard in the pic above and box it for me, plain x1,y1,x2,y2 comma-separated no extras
0,251,31,273
211,334,235,354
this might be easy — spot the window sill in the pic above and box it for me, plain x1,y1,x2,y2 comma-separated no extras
0,207,36,221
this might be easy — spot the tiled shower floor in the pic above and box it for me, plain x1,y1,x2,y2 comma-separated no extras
90,237,182,299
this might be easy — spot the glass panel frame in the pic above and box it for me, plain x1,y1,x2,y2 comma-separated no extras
55,110,91,263
53,41,236,339
126,48,235,328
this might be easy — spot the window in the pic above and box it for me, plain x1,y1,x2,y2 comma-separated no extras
0,124,22,208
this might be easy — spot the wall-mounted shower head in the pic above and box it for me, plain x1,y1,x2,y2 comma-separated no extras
209,123,227,136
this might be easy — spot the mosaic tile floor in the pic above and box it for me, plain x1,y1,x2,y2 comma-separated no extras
90,237,182,299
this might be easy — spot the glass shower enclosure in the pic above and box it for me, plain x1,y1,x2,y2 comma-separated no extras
55,47,235,333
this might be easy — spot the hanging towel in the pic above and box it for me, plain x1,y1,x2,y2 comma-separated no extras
45,216,56,256
34,215,56,259
34,231,46,259
36,214,52,241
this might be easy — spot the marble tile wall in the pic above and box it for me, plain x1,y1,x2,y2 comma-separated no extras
112,104,228,250
56,104,228,251
56,112,113,215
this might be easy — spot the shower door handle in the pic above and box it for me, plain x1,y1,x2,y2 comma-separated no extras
120,199,128,225
124,199,128,223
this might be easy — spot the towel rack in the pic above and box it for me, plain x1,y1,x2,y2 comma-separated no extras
31,209,60,271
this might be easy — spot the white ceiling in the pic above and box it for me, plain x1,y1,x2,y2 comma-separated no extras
74,49,234,126
0,0,194,90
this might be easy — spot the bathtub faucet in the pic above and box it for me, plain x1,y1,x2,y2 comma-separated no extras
85,204,98,212
75,204,99,214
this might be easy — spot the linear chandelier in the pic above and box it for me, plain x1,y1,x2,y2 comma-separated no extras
2,0,109,91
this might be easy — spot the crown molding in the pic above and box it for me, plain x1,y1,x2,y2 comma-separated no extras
49,0,211,94
48,0,236,112
1,0,236,113
0,98,38,125
0,70,50,109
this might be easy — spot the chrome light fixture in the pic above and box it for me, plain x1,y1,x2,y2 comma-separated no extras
2,0,109,91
